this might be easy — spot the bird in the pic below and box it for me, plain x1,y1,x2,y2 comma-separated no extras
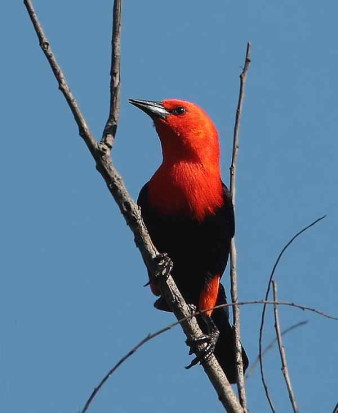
129,98,248,383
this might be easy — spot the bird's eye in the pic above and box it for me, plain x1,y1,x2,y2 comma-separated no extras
172,106,186,115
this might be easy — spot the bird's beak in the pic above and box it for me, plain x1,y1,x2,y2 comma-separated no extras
129,99,169,120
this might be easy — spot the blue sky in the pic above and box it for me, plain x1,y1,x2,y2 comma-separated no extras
2,1,338,412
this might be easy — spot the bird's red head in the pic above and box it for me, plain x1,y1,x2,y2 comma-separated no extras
130,98,223,219
129,98,220,167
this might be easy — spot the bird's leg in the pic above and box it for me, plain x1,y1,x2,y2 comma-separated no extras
185,315,220,368
185,274,221,367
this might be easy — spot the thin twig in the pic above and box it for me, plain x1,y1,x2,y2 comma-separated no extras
24,2,243,412
258,215,326,413
332,403,338,413
230,41,251,201
81,299,336,412
229,41,251,411
231,300,336,320
102,0,122,147
272,281,299,413
245,321,308,379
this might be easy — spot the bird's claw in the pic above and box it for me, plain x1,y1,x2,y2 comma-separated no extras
185,330,219,369
186,334,208,355
153,253,173,280
144,254,173,301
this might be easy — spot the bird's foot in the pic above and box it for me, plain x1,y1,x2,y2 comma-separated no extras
188,303,197,313
154,253,173,279
185,328,219,369
144,253,172,287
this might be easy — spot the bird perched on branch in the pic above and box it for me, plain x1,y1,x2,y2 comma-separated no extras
130,98,248,383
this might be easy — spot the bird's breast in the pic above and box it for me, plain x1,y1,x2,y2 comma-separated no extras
147,163,223,221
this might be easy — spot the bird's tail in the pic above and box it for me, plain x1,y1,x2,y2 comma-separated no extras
211,284,249,384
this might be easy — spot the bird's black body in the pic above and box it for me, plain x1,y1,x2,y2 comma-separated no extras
138,183,234,304
138,182,248,383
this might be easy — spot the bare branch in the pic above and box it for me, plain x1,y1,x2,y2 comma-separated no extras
81,298,336,412
229,42,251,411
333,403,338,413
245,321,308,379
258,215,326,413
24,2,244,412
102,0,122,147
230,41,251,201
272,281,299,413
233,300,336,320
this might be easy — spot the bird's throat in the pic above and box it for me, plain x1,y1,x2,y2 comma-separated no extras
148,162,223,221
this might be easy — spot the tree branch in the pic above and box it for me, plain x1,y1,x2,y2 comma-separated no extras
258,215,326,413
229,41,251,411
102,0,122,147
24,1,244,412
272,281,299,413
230,41,251,201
